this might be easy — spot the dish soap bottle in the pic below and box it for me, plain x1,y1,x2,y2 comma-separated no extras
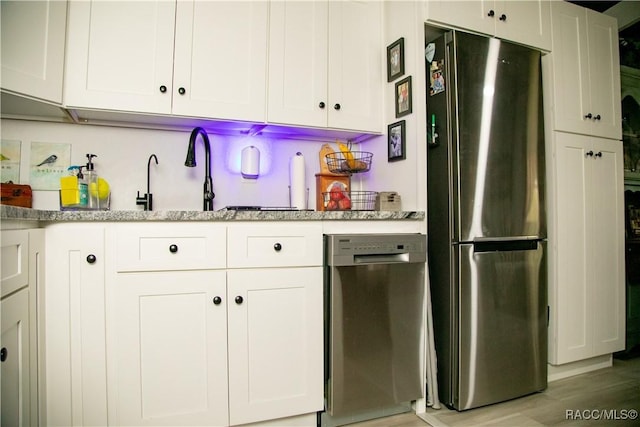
85,154,99,209
77,166,89,208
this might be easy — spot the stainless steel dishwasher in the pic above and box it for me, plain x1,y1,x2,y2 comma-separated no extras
321,234,427,427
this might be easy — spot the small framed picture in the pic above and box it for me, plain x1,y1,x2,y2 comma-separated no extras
395,76,412,118
387,37,404,82
388,120,406,162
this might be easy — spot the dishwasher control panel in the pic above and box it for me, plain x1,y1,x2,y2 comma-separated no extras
325,234,427,266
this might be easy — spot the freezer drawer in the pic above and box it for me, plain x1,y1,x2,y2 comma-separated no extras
453,240,547,410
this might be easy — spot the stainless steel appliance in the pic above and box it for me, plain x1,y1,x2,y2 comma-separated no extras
322,234,426,426
426,31,547,411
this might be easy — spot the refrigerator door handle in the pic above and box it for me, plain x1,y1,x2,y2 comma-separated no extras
473,240,539,253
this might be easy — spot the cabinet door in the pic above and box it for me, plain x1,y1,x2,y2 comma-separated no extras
64,0,175,113
173,1,268,122
552,134,625,364
426,1,494,36
227,268,323,426
1,230,29,298
44,225,107,426
109,270,228,426
327,0,382,132
585,9,621,140
496,1,550,51
0,0,66,103
590,139,625,355
549,1,592,137
553,133,591,364
267,0,328,128
1,288,31,427
549,2,621,139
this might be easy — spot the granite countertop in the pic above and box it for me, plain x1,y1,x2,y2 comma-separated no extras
0,205,424,222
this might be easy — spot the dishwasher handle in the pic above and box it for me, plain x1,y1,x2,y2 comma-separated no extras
329,251,427,266
354,253,410,264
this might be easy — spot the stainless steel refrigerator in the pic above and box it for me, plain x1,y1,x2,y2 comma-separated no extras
426,31,547,411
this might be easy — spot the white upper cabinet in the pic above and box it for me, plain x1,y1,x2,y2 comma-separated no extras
1,0,67,103
64,0,175,114
268,0,382,133
172,1,268,121
268,1,328,129
426,0,551,51
64,1,268,122
547,1,621,140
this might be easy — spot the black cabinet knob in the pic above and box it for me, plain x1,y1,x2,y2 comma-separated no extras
594,114,601,121
487,9,495,17
159,85,167,93
86,254,97,264
235,296,244,305
319,102,325,109
584,113,593,119
213,296,222,305
594,151,603,158
586,150,594,157
499,14,507,21
178,87,186,95
334,103,341,110
169,244,178,253
273,242,282,252
0,347,7,362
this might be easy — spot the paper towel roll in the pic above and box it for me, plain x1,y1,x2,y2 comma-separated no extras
289,152,306,209
241,146,260,179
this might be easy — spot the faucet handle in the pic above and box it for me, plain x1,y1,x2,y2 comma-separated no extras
136,191,153,211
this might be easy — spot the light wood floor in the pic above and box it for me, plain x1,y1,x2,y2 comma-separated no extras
346,356,640,427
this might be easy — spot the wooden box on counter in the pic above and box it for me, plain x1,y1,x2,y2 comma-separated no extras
0,183,32,208
315,173,350,211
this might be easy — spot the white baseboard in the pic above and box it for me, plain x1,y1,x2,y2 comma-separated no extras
547,354,612,382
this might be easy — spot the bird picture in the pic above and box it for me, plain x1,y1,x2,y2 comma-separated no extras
36,154,58,167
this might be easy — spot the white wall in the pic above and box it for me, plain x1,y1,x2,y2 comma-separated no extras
365,0,427,212
0,119,401,211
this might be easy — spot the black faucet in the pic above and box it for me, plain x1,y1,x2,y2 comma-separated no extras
185,127,215,211
136,154,159,211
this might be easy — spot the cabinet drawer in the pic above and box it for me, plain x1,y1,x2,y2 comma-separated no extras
115,224,226,272
227,223,322,268
1,230,29,298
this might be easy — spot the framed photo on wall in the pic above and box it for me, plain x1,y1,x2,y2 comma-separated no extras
395,76,412,118
387,37,404,82
388,120,406,162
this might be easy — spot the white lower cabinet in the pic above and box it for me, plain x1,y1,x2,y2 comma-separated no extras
45,224,108,426
1,228,44,427
1,288,30,427
43,222,324,426
107,222,323,426
108,270,229,426
227,268,323,426
548,133,625,364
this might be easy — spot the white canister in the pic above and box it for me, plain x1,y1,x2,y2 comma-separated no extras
241,145,260,179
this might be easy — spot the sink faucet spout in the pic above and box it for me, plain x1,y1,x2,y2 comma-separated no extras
185,127,215,211
136,153,158,211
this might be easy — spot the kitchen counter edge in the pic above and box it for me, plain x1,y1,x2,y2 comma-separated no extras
1,205,424,222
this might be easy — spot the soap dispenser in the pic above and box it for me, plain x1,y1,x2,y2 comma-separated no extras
77,166,89,208
85,154,99,209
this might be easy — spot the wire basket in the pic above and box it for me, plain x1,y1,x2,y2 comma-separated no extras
322,190,378,211
325,151,373,174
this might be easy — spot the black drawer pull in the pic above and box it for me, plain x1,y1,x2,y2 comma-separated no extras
86,254,97,264
235,296,243,305
274,242,282,251
169,244,178,253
